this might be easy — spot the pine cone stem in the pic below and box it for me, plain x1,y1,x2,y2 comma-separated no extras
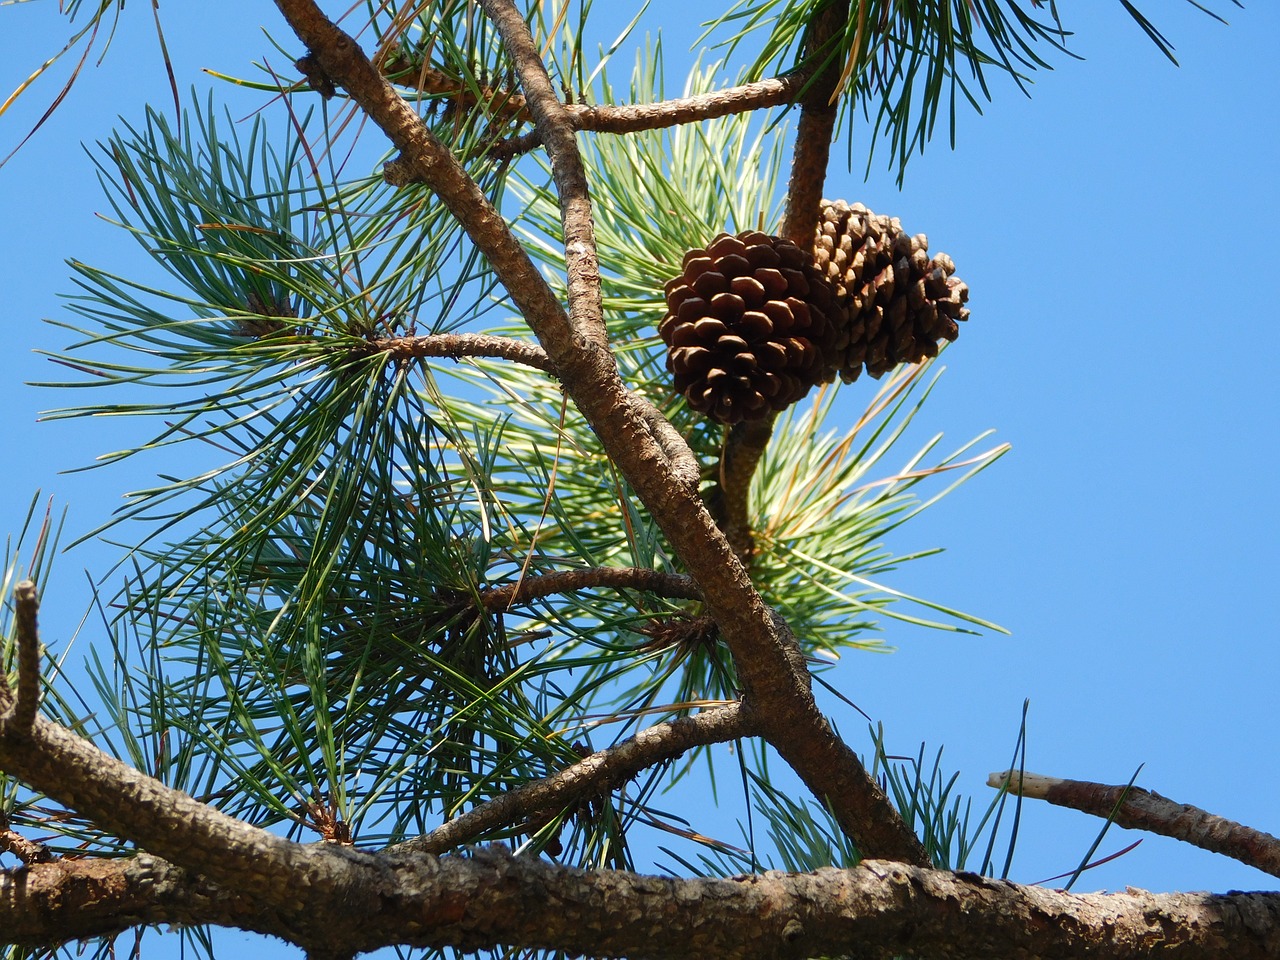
779,0,850,251
715,416,776,561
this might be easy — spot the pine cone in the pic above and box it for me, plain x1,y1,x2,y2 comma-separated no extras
658,232,843,424
814,200,969,381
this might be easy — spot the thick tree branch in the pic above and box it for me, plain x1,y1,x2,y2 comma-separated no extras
993,770,1280,879
275,0,924,866
0,709,387,947
632,396,701,492
0,854,266,947
6,851,1280,959
370,332,554,373
395,702,751,856
0,711,373,926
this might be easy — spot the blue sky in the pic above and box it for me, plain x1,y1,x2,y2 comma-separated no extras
2,0,1278,948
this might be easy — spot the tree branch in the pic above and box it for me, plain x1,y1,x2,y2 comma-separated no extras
369,332,555,374
488,72,811,158
992,769,1280,880
708,417,776,560
711,3,849,565
632,395,701,492
480,567,700,611
0,581,41,739
477,0,606,351
273,0,925,867
0,810,52,866
394,702,752,856
0,706,381,939
6,851,1280,959
779,0,849,249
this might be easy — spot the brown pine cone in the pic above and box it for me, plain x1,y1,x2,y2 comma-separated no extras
657,231,843,424
814,200,969,381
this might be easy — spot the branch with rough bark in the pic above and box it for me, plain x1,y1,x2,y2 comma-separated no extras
269,0,925,864
370,332,554,373
5,850,1280,959
487,72,811,158
396,701,752,856
993,770,1280,880
479,567,699,611
372,61,810,162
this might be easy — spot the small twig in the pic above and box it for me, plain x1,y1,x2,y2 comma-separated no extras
0,810,54,866
381,61,530,123
391,702,754,856
991,770,1280,880
0,581,42,739
489,73,811,159
369,332,555,374
481,567,700,611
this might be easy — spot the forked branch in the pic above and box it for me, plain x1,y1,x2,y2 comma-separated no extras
273,0,926,867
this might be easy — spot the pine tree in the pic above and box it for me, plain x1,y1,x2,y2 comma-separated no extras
2,2,1274,958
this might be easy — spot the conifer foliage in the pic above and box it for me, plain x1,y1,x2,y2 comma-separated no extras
0,2,1266,959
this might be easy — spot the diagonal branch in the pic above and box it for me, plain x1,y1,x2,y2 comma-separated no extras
275,0,925,866
476,0,606,351
993,769,1280,879
394,702,752,856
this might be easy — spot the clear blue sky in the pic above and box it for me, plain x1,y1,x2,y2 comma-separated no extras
2,0,1278,951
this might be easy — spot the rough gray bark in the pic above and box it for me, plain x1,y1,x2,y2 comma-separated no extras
5,851,1280,959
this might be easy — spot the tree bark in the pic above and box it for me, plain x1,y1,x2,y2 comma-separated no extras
5,851,1280,959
